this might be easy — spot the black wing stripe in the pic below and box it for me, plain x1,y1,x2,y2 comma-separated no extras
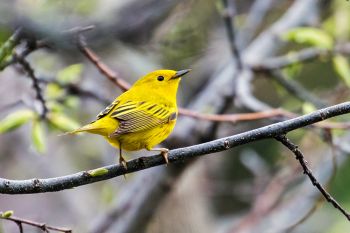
96,100,120,120
111,106,136,117
158,109,169,118
153,108,162,115
147,104,157,110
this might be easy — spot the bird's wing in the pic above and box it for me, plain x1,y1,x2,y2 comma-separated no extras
110,100,177,136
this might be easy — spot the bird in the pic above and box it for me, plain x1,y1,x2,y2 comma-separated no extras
67,69,190,168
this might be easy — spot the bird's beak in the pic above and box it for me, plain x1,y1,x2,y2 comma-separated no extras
171,69,191,79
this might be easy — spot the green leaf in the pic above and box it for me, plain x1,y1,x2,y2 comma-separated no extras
0,110,34,133
47,101,65,113
64,96,79,109
88,168,109,177
32,120,46,153
322,16,336,38
329,0,350,40
332,55,350,87
48,112,80,132
282,27,333,49
1,210,14,218
302,102,317,114
46,83,65,99
0,29,21,66
57,64,83,84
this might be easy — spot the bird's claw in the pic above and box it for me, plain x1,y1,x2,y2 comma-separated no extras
119,156,127,170
160,149,169,164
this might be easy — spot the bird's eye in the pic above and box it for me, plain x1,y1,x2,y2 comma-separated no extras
157,76,164,81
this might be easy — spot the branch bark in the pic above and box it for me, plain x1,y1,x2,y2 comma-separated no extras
1,101,350,195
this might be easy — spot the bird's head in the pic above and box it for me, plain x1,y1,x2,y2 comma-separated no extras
133,69,191,94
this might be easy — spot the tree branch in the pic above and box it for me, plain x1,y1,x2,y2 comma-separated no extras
252,42,350,71
0,35,48,71
221,0,243,70
14,53,48,118
0,212,72,233
37,77,110,105
268,70,327,108
0,102,349,194
275,134,350,221
76,34,131,92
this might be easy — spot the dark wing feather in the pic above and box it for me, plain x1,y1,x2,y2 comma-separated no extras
96,100,120,120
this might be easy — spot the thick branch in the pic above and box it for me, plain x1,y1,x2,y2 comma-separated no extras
0,102,350,194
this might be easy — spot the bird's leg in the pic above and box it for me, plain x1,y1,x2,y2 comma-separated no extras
148,148,169,164
118,144,128,180
119,144,127,169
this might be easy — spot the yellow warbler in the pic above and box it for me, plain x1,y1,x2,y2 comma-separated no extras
68,69,190,167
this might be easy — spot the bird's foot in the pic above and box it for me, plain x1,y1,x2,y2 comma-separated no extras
150,148,169,165
119,155,128,170
119,156,128,180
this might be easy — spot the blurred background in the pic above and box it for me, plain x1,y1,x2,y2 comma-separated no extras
1,0,350,232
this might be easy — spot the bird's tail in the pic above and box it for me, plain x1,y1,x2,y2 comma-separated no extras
60,123,104,136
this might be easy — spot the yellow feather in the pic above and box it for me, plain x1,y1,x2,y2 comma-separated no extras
67,69,190,165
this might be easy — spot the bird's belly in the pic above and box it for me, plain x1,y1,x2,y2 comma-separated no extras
107,121,176,151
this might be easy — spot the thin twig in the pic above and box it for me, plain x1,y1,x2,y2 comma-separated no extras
17,221,24,233
76,34,130,91
0,38,48,71
0,213,72,232
1,26,94,71
269,70,327,108
14,53,48,118
179,107,291,122
275,134,350,221
1,101,350,194
62,25,95,35
181,100,350,129
38,78,110,105
221,0,244,99
252,42,350,71
221,0,243,70
283,129,339,232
